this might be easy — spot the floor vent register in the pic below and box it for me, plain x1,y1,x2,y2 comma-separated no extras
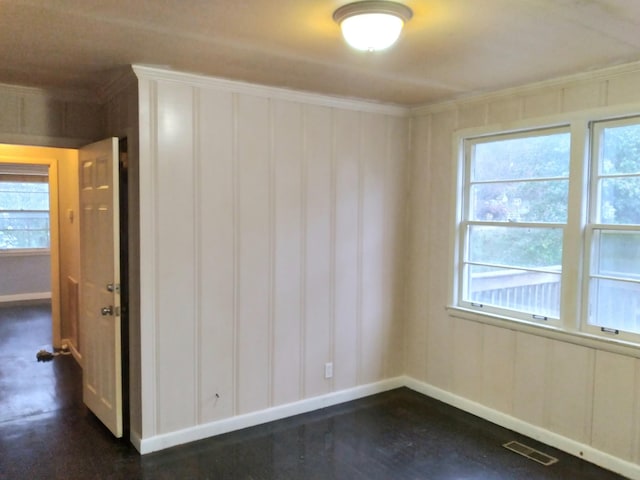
503,440,559,466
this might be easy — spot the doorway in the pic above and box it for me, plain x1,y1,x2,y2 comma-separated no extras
0,141,129,435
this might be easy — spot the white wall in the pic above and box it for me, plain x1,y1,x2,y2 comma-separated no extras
134,67,408,451
0,253,50,301
0,82,104,148
406,64,640,478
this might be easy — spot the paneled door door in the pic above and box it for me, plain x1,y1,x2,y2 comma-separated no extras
78,138,122,437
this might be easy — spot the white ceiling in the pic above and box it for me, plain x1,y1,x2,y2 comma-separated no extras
2,0,640,106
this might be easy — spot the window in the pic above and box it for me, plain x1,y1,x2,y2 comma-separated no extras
586,118,640,336
454,113,640,344
0,164,50,251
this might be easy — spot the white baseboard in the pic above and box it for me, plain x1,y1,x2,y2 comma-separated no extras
133,374,640,478
130,430,143,453
0,292,51,304
137,376,404,454
402,376,640,480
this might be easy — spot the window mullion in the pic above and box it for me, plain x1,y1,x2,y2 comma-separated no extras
560,120,589,333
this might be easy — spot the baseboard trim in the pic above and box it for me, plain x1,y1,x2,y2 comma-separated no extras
130,430,143,453
0,292,51,304
402,376,640,480
138,376,404,454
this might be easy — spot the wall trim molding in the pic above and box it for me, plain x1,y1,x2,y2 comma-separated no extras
98,67,137,104
133,372,640,478
137,376,404,454
411,59,640,116
0,81,98,104
0,133,94,149
132,65,409,117
0,292,51,304
403,376,640,480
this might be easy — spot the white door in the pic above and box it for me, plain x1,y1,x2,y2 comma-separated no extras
79,138,122,438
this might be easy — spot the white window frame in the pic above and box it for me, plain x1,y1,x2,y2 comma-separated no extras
0,175,51,254
450,105,640,352
581,116,640,343
458,126,570,326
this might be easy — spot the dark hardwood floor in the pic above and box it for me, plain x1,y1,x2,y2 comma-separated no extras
0,304,627,479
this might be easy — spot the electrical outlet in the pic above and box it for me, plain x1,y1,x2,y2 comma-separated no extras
324,362,333,379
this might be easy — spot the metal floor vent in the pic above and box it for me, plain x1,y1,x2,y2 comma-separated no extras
503,440,559,466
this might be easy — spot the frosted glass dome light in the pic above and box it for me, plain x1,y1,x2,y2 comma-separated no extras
333,1,413,52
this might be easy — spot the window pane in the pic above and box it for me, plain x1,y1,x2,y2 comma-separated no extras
0,182,49,210
600,123,640,175
599,177,640,224
592,230,640,279
589,278,640,334
471,180,568,222
468,226,563,269
466,265,560,318
0,212,50,249
0,181,50,250
472,132,570,182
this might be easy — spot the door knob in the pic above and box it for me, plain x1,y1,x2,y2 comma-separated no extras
101,306,113,316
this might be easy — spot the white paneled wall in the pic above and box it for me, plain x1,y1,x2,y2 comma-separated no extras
0,83,104,147
135,68,408,447
407,64,640,476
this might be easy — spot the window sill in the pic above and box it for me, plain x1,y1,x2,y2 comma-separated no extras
0,248,50,257
447,305,640,359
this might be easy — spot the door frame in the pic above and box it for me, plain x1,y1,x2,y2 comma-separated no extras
0,148,64,347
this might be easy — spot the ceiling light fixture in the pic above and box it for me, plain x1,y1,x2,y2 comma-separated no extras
333,1,413,52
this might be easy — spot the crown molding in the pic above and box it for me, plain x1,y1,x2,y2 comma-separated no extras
411,60,640,116
0,82,99,104
132,65,409,117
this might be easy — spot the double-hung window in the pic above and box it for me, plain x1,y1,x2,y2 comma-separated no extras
454,112,640,345
459,128,570,323
586,118,640,337
0,164,50,251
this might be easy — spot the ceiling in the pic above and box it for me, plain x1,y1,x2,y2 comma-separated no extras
2,0,640,106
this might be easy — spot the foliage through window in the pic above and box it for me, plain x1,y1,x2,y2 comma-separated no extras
456,114,640,343
0,180,50,250
461,129,570,320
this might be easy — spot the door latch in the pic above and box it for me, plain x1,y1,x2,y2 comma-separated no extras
101,306,113,316
106,283,120,293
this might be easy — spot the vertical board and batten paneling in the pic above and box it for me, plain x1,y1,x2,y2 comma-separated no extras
303,105,333,399
197,88,235,423
154,82,197,433
591,351,637,461
332,109,360,392
236,94,272,415
0,84,104,147
134,67,408,446
360,112,389,385
406,64,640,476
481,325,515,414
404,114,430,379
272,99,304,406
512,332,549,426
546,342,594,443
425,111,456,392
385,115,409,378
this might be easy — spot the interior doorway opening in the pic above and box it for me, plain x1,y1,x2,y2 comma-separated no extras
0,140,130,437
